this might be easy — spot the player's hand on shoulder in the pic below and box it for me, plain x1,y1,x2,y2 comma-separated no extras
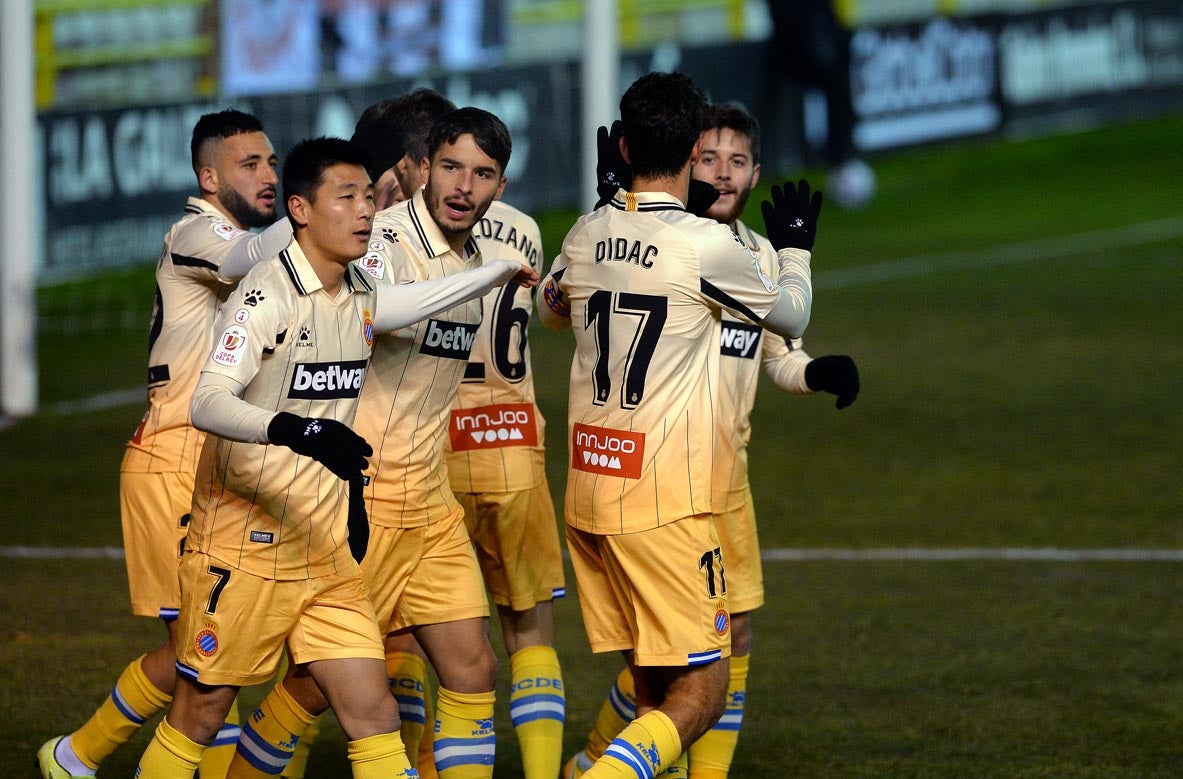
804,354,859,409
760,179,824,252
267,412,373,480
595,120,632,208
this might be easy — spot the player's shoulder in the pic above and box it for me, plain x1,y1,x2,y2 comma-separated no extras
171,198,245,247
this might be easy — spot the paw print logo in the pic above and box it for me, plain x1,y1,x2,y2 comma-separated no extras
381,228,398,243
792,218,805,229
297,325,313,346
243,289,266,307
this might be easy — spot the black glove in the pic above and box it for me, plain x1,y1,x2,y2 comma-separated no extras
760,179,823,252
805,355,860,409
267,412,373,480
594,120,632,208
686,179,721,217
347,474,369,563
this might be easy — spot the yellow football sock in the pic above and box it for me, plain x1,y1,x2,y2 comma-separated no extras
509,645,565,779
280,712,324,778
347,732,419,778
72,654,171,770
584,710,682,779
660,752,689,778
417,684,438,779
584,667,636,763
387,651,429,761
227,680,316,778
136,716,206,778
434,686,496,778
198,693,242,778
687,653,748,779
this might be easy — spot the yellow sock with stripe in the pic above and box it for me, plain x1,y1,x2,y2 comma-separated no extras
387,651,430,762
660,752,689,778
280,712,324,778
417,685,438,779
227,680,317,777
585,710,682,779
347,732,420,778
71,654,171,770
575,665,636,773
136,716,206,778
686,653,748,779
509,645,565,779
434,686,496,778
198,694,243,778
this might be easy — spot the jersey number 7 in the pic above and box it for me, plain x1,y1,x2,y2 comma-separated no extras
585,291,667,409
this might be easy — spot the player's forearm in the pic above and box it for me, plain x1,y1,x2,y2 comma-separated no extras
537,271,572,331
762,248,812,339
373,259,521,332
762,342,812,394
220,218,294,279
190,373,274,443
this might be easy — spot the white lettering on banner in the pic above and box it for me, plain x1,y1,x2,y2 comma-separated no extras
1000,10,1152,104
454,408,531,430
292,363,365,393
720,326,759,356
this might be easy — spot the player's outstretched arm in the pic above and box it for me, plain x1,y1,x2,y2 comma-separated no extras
759,179,823,340
220,218,294,279
372,258,537,333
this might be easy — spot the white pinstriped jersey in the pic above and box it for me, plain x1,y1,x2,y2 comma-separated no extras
445,200,547,494
351,189,484,527
545,190,789,535
123,198,252,475
713,219,811,511
188,240,377,580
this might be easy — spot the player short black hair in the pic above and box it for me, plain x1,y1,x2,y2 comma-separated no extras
351,105,408,183
368,89,457,166
426,107,511,175
619,72,707,179
702,103,761,164
282,137,371,204
190,109,265,172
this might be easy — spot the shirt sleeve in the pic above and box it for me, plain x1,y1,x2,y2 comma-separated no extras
168,214,258,283
199,262,290,391
190,372,274,443
762,333,812,394
372,259,523,333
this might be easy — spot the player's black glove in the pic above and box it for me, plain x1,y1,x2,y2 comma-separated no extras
267,412,373,481
805,355,860,409
760,179,823,252
686,179,721,217
594,120,632,208
347,474,369,563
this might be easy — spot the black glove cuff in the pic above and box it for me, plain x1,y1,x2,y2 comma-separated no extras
266,411,304,446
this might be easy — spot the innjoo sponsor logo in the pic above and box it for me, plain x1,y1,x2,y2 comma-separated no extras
450,403,538,451
571,422,645,479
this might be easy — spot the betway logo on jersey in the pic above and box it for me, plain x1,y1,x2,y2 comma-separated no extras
450,403,538,451
720,321,762,359
572,422,645,479
419,319,479,360
288,360,367,399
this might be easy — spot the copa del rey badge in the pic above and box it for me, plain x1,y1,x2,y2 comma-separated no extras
213,325,248,366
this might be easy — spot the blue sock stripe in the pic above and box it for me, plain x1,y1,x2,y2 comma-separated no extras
609,683,637,721
511,708,565,727
434,734,496,771
234,722,295,775
394,695,427,724
111,686,148,724
208,724,242,747
239,720,298,761
510,692,565,724
606,739,655,779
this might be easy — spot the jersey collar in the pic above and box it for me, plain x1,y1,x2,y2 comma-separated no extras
407,188,481,263
276,238,372,298
185,196,228,218
607,188,687,213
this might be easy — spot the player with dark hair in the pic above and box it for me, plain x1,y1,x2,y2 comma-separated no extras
232,109,531,779
565,102,858,779
131,135,534,778
37,107,293,779
539,72,821,779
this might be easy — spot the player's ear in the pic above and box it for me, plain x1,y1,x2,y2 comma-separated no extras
198,165,218,196
689,137,703,166
619,136,630,165
287,194,310,228
494,175,507,201
419,156,430,185
751,161,762,189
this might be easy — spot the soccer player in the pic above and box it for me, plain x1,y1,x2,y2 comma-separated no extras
235,108,525,779
537,71,821,779
564,103,859,778
132,136,533,778
37,108,293,779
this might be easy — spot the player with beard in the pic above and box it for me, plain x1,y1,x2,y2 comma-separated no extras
38,109,294,779
231,108,517,779
562,103,859,779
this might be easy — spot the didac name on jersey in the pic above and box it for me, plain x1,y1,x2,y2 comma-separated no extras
288,360,367,399
420,319,479,360
719,321,762,359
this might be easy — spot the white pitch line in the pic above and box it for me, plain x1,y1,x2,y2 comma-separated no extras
4,546,1183,562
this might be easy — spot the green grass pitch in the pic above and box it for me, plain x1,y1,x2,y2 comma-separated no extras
2,114,1181,776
